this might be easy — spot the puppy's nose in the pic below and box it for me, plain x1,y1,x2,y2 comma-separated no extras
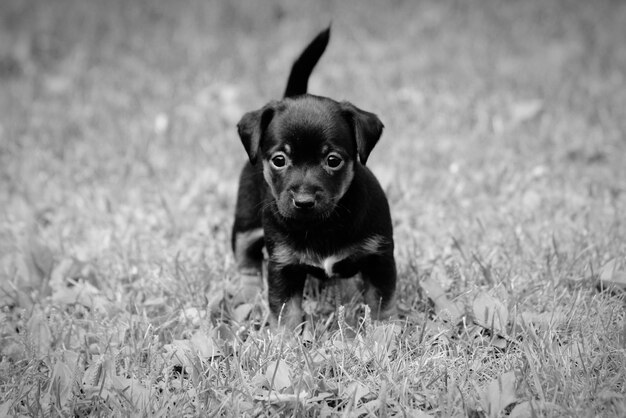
292,194,316,210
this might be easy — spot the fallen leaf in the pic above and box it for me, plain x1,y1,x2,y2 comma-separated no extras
305,392,333,404
310,348,329,366
519,311,566,328
232,303,253,323
214,323,236,341
265,360,292,392
51,280,113,314
0,401,10,417
347,381,371,403
508,400,561,418
163,339,203,385
27,306,52,356
480,371,517,418
0,339,24,361
0,255,32,309
402,409,433,418
17,227,54,293
163,339,200,373
180,307,206,326
301,323,315,345
353,336,373,363
115,377,151,411
600,259,618,282
472,292,508,335
597,259,626,293
509,99,543,126
49,258,74,291
142,296,167,307
189,331,222,359
206,291,225,314
368,323,400,362
254,390,308,404
81,354,150,410
491,336,508,350
49,356,77,409
353,398,380,416
82,356,106,388
419,269,463,323
250,372,269,390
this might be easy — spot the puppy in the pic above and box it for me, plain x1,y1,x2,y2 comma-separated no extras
232,27,396,329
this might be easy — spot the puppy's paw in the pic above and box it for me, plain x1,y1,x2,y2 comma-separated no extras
270,297,306,334
364,290,397,321
373,304,398,321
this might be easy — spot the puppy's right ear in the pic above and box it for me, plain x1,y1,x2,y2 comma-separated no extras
237,102,277,164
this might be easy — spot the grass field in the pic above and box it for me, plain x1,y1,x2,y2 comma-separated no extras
1,0,625,416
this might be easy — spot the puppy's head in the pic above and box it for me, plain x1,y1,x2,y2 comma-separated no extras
237,95,383,223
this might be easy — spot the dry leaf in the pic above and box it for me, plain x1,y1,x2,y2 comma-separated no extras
180,307,206,326
163,339,198,372
597,259,626,293
81,355,149,410
51,281,113,314
310,348,329,366
519,311,566,329
114,377,151,411
27,306,52,356
472,292,508,335
49,258,74,290
305,392,333,404
82,356,105,387
419,269,463,323
353,336,373,363
353,398,380,416
0,339,24,361
254,390,308,404
508,400,560,418
509,99,543,126
189,331,222,359
232,303,253,323
0,401,11,417
480,371,517,417
214,323,236,342
600,259,618,282
369,323,400,362
301,323,315,345
22,231,54,289
49,357,77,409
250,372,269,390
346,381,371,403
265,360,292,392
402,409,433,418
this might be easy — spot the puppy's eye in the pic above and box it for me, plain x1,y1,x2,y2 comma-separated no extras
326,153,344,169
270,152,288,169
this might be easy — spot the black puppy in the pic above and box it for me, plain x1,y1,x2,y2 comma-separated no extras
232,28,396,329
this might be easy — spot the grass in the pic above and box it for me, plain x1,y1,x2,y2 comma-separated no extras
1,0,625,416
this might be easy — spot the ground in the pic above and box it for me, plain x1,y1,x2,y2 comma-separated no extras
1,0,625,416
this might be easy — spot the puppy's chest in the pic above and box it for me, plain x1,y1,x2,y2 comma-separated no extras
270,234,385,278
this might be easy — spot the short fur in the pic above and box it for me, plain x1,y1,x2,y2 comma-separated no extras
232,27,396,329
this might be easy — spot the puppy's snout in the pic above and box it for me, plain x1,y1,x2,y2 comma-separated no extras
292,193,316,210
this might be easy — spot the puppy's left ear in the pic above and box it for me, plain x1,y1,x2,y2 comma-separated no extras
340,102,384,165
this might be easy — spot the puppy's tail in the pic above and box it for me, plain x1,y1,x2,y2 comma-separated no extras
284,26,331,98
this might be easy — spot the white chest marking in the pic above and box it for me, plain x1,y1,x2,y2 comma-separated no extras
271,235,386,277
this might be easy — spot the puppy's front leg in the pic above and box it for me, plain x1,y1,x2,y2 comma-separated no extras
361,252,397,320
267,262,307,330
